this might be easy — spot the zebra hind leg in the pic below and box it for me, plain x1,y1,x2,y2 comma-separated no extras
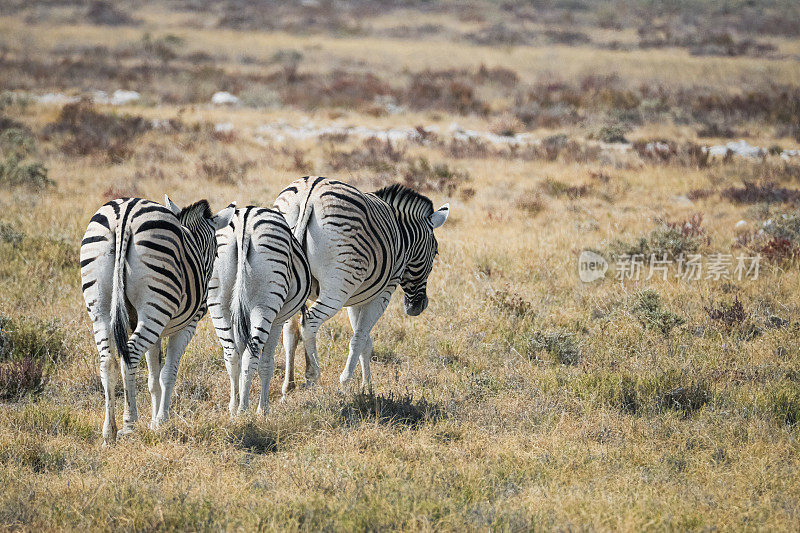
256,323,282,416
300,292,349,387
144,342,163,430
156,326,196,427
342,293,392,387
94,320,119,446
224,348,241,418
281,316,301,398
238,310,276,413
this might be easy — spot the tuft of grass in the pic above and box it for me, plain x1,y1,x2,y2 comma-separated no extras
529,330,582,365
768,383,800,427
631,290,685,335
340,389,443,428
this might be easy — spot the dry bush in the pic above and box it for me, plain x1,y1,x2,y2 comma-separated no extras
280,147,313,174
400,157,470,195
515,189,547,215
759,237,797,263
86,1,138,26
42,100,149,163
473,64,519,87
0,316,67,400
489,113,524,137
194,150,255,184
488,285,531,318
529,330,582,365
465,22,533,46
540,177,591,199
326,138,406,173
721,181,800,204
632,139,709,168
406,70,488,115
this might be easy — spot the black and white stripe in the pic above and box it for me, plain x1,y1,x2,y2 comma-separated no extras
207,206,311,415
80,196,233,444
273,176,449,389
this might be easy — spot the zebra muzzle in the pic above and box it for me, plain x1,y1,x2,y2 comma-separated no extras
404,294,428,316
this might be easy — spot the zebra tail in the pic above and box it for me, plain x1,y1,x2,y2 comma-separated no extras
110,216,131,365
292,201,313,249
231,220,250,354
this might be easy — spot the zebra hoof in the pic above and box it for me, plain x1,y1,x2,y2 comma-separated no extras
118,426,135,438
102,437,116,447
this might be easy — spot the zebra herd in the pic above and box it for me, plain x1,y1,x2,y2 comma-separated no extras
80,176,449,445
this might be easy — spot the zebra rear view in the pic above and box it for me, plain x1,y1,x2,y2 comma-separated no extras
80,196,234,445
274,177,449,391
208,206,311,416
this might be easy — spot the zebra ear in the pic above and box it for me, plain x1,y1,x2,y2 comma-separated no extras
430,203,449,229
164,194,181,215
227,202,237,209
210,205,235,231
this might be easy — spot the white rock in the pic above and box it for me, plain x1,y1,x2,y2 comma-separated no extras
36,93,79,105
110,90,140,105
211,91,239,105
734,220,749,234
214,122,235,134
726,139,764,159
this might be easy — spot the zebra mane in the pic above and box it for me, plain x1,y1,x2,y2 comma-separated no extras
373,183,434,219
178,199,212,225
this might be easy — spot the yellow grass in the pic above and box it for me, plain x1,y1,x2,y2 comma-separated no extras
1,2,800,531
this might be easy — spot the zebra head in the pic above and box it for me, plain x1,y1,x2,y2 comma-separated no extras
374,184,449,316
164,195,235,275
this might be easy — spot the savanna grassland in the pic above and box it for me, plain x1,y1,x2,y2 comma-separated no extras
1,0,800,530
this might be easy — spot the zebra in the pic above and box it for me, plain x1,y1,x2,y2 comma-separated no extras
273,176,449,390
207,205,312,416
80,195,234,445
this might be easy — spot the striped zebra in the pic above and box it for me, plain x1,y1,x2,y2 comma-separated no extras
274,176,449,389
207,206,312,416
80,196,234,445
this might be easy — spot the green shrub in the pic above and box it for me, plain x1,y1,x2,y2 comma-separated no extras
0,128,52,190
631,290,685,335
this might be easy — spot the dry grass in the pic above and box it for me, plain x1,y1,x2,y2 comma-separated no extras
1,1,800,530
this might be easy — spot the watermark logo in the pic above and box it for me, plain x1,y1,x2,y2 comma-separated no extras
578,250,608,282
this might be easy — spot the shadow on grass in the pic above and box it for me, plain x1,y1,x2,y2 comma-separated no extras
339,388,444,428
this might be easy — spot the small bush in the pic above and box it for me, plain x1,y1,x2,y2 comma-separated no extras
612,222,701,260
340,389,443,428
43,100,150,163
540,177,591,199
616,372,711,415
488,286,532,318
515,189,547,216
86,1,138,26
326,138,406,173
529,330,582,365
631,290,685,335
0,358,47,400
591,124,628,143
759,237,796,263
0,128,52,190
0,315,66,400
721,181,800,204
401,157,469,195
705,297,761,340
